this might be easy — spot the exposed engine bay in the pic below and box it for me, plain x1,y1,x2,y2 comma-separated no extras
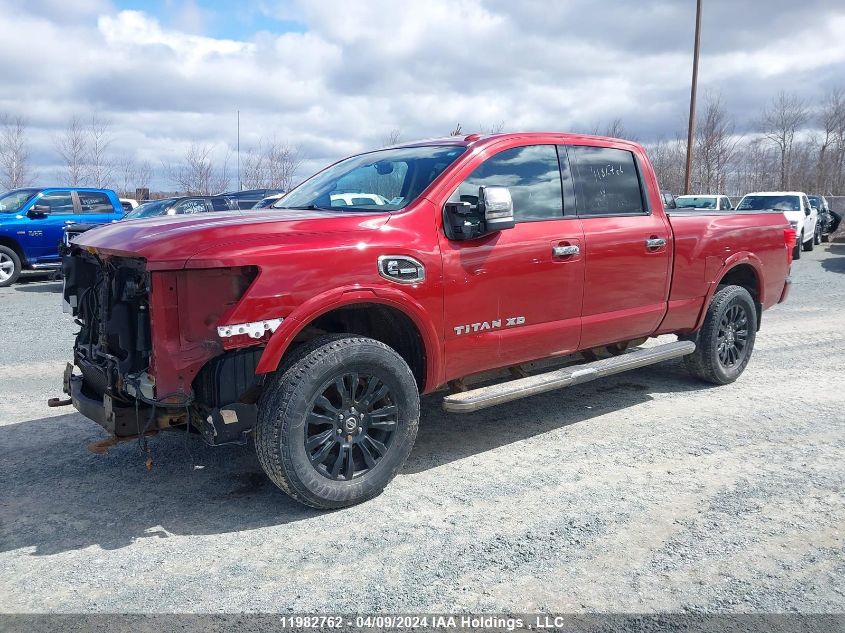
61,249,264,445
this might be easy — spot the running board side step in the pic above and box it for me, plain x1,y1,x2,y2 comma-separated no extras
443,340,696,413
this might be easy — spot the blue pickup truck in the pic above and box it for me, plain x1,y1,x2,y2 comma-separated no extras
0,187,123,287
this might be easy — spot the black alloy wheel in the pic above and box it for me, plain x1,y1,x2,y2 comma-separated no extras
716,304,749,369
306,372,398,480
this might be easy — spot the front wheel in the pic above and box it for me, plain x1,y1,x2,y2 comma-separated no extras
684,285,758,385
255,335,420,509
0,246,22,287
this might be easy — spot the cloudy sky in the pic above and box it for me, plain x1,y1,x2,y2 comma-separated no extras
2,0,845,188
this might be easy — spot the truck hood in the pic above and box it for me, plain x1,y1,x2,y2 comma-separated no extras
72,210,390,269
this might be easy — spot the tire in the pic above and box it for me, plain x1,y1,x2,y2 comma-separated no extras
255,335,420,509
821,233,830,243
814,225,821,245
0,245,22,287
803,230,814,251
793,235,801,260
684,285,757,385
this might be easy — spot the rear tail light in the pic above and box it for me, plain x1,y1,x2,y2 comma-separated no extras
784,227,797,266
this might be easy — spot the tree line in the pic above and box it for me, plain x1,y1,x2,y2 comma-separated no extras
0,114,302,197
2,88,844,198
640,88,845,197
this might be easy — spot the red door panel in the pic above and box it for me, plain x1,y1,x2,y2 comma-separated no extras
579,215,671,348
439,220,584,380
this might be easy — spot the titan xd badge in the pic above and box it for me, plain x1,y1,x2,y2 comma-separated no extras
453,316,525,336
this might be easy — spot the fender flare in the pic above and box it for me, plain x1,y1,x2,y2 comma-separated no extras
255,285,443,392
692,252,764,331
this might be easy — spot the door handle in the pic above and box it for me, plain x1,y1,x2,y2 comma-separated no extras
645,238,666,249
552,244,580,257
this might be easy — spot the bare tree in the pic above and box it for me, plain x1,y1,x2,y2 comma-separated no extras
758,91,809,189
241,139,302,191
592,118,637,141
481,120,505,134
135,160,153,195
646,136,686,194
814,88,845,194
381,129,402,147
448,121,504,137
116,156,153,198
55,115,88,186
163,143,231,195
0,114,34,189
87,114,114,188
693,93,741,193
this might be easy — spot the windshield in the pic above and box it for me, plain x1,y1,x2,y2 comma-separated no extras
0,189,39,213
124,199,175,219
275,145,466,212
736,195,800,211
675,195,717,209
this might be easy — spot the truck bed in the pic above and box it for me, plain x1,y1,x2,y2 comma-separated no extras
658,209,790,334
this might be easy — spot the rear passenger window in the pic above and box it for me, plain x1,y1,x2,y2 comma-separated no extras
174,199,207,214
450,145,563,222
78,192,113,213
570,146,645,216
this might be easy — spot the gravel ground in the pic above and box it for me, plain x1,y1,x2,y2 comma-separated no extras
0,244,844,615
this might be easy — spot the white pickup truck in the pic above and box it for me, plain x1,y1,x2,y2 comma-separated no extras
736,191,818,260
675,194,733,211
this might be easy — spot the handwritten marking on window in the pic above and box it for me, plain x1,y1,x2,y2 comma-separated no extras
591,164,624,182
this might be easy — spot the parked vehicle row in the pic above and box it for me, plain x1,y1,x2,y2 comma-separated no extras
809,194,842,242
0,187,292,286
0,187,124,287
58,132,794,509
662,189,841,261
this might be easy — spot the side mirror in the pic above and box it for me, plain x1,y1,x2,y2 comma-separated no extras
443,186,515,241
805,207,811,217
479,186,515,232
27,204,50,218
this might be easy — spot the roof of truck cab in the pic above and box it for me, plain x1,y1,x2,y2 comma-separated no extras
389,132,643,150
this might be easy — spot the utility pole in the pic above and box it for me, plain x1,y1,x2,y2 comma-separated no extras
684,0,702,195
237,109,241,191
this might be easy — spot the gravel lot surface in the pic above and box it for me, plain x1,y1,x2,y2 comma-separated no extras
1,244,844,615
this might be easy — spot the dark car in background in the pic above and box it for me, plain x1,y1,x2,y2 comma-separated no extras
808,195,841,242
220,189,284,209
61,195,239,250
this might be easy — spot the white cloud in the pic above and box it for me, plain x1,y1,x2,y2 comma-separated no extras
0,0,842,188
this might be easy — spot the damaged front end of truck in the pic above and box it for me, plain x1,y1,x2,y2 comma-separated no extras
59,246,266,448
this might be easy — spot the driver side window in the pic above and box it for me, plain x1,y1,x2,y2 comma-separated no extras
448,145,564,222
37,191,74,214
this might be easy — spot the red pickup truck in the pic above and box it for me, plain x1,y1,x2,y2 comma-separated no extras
60,133,793,509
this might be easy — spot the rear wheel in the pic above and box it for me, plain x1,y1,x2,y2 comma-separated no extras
814,224,821,245
684,285,757,385
0,246,21,287
821,232,830,243
255,335,420,509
